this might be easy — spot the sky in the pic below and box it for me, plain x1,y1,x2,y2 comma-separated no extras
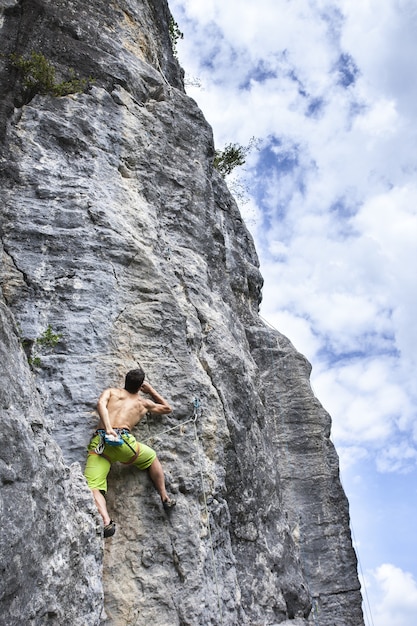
168,1,417,624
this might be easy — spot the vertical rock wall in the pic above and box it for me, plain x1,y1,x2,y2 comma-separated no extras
0,1,364,624
0,296,103,625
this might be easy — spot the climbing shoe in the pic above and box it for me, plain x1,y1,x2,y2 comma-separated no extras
103,520,116,538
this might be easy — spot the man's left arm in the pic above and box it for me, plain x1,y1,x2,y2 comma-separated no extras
141,382,172,415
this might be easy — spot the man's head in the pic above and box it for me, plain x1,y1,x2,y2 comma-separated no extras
124,368,145,393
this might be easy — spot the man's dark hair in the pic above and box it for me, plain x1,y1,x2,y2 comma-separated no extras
124,368,145,393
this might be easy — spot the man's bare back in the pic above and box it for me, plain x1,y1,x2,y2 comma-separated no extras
97,381,172,435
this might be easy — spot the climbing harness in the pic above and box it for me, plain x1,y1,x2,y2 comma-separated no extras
94,428,138,456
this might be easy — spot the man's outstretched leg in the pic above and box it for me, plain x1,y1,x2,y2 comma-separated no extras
148,457,176,509
91,489,111,525
84,448,116,538
91,489,116,537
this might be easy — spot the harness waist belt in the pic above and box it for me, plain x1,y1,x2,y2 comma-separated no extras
95,428,131,435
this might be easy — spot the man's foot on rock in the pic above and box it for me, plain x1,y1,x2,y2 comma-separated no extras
162,497,176,511
103,520,116,538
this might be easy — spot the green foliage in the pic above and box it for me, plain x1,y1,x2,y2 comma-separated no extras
37,325,62,349
11,51,93,101
28,355,42,368
52,68,92,97
11,51,55,94
214,143,247,177
214,137,261,178
21,324,63,369
169,17,183,57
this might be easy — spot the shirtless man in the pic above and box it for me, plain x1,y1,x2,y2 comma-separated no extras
84,368,176,538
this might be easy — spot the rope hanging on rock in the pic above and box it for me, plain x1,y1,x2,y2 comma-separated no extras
142,397,224,624
192,398,224,626
141,402,198,445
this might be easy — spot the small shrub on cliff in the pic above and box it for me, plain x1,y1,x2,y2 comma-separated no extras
169,17,183,58
11,51,93,102
214,137,261,178
214,143,247,177
37,324,62,349
22,324,63,369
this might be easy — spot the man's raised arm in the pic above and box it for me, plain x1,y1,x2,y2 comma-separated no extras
141,382,172,414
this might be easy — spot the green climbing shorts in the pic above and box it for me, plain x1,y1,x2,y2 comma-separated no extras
84,432,156,493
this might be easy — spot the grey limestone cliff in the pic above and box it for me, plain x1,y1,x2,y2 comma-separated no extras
0,1,364,625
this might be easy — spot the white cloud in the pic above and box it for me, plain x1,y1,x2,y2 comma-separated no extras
340,0,417,116
336,445,369,472
260,309,322,361
364,564,417,626
376,443,417,474
352,96,399,138
354,186,417,372
313,357,409,443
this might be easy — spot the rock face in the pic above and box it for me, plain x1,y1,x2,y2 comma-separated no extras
0,1,364,625
0,298,103,625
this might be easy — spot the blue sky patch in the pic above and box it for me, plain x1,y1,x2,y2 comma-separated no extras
329,197,359,219
306,96,325,118
336,52,359,87
255,137,299,175
239,59,277,90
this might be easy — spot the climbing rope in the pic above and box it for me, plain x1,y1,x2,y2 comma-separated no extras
141,415,196,445
297,515,321,626
339,480,375,626
140,397,199,445
192,399,224,626
142,398,224,625
156,57,172,89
